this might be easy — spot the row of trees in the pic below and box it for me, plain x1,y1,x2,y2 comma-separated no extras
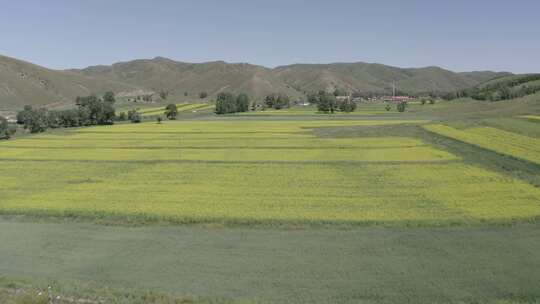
16,92,118,133
215,92,250,114
157,90,211,100
264,94,290,109
308,91,357,113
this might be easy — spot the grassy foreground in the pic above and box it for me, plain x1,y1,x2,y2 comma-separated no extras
1,219,539,304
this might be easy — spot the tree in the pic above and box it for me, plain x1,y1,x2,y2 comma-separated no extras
306,93,318,105
316,92,337,114
128,109,141,123
385,104,391,111
0,116,13,139
214,92,251,114
103,91,116,103
117,112,127,121
338,99,357,113
16,106,49,133
264,94,290,110
199,91,208,99
236,94,250,112
156,117,163,124
75,94,115,125
420,98,427,105
59,109,81,127
184,91,188,97
333,88,347,97
27,108,49,133
165,103,178,120
215,92,237,114
16,105,34,126
397,102,407,112
46,111,61,128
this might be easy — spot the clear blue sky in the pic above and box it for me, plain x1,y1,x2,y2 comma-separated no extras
1,0,538,73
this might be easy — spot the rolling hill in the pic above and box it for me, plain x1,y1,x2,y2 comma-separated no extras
0,54,510,110
272,63,507,94
461,73,540,101
0,54,137,111
71,57,302,102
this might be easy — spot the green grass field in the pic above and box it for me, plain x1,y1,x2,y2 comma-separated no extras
1,220,539,304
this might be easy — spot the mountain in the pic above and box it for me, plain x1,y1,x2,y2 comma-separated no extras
272,63,509,94
71,57,301,102
0,54,137,111
0,54,510,110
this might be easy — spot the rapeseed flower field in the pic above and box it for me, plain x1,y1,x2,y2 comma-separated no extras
1,120,539,225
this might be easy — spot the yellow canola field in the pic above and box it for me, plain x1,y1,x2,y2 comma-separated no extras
1,120,539,225
424,125,540,165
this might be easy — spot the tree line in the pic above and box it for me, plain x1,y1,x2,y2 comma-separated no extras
16,91,118,134
215,92,250,114
264,94,290,110
307,91,357,113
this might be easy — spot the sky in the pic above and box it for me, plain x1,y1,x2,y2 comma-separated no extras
0,0,539,73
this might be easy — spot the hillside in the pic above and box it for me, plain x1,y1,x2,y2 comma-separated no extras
460,73,540,101
0,55,137,111
0,54,510,110
77,59,508,98
272,63,507,95
72,57,301,102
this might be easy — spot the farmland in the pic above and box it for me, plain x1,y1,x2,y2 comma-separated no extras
1,103,540,303
3,2,540,302
137,103,215,117
235,102,448,116
1,119,539,226
424,124,540,165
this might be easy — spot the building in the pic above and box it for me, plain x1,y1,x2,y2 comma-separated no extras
392,96,413,102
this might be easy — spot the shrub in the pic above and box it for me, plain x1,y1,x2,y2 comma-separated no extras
338,100,357,113
128,109,141,123
165,104,178,120
0,116,12,139
397,102,407,112
117,112,127,121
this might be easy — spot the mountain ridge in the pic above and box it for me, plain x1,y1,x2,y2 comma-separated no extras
0,54,511,110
